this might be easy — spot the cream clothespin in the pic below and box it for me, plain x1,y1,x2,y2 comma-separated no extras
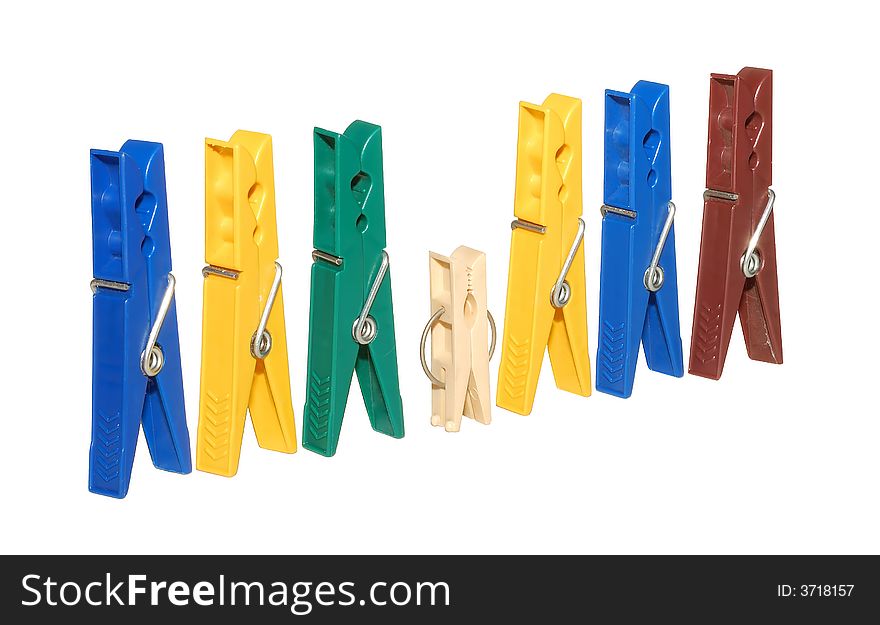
421,246,496,432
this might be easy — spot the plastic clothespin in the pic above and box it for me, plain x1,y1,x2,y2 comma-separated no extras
689,68,781,379
496,94,592,415
89,140,191,498
302,121,404,456
596,81,684,398
420,247,495,431
196,131,297,476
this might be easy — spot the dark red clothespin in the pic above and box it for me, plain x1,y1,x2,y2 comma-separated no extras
689,67,782,379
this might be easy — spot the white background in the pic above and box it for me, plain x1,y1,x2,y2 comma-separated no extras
0,1,876,555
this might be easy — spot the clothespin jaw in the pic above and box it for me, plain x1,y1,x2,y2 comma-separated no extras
303,121,404,456
596,82,683,398
423,247,493,432
89,141,191,499
496,94,591,416
196,131,296,477
689,68,781,379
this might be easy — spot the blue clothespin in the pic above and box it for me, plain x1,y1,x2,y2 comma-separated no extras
90,140,191,498
596,82,684,398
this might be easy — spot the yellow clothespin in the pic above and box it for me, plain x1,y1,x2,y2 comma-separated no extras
420,247,496,432
196,130,297,477
496,94,592,415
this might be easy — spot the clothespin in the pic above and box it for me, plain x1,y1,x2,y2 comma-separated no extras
420,247,496,431
302,121,404,456
496,94,592,415
596,81,684,398
196,131,297,476
89,140,191,498
689,68,781,379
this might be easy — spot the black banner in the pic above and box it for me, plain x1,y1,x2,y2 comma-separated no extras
2,556,877,622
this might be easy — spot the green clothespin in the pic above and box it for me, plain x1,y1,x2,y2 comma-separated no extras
303,121,405,456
